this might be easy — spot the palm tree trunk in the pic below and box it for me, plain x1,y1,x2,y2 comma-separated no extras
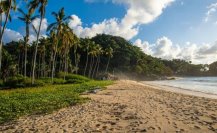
43,50,45,77
92,57,98,78
96,56,100,77
83,51,89,76
0,0,12,73
74,48,77,74
22,50,25,75
24,23,29,78
18,50,21,75
32,15,43,84
51,47,57,83
88,56,93,78
105,57,110,73
64,48,67,80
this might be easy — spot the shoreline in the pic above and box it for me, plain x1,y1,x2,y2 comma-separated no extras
142,81,217,99
1,80,217,132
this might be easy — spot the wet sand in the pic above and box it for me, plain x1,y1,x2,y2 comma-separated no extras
0,80,217,133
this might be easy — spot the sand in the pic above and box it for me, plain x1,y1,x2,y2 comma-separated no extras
0,80,217,133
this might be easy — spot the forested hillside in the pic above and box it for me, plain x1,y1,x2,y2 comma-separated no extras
2,33,216,83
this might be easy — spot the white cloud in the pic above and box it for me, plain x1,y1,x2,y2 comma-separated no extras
134,37,217,64
2,18,48,44
3,29,23,43
204,2,217,22
70,0,174,39
31,18,48,34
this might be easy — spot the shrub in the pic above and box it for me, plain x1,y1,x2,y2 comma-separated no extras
4,75,45,88
65,74,90,82
33,80,45,87
4,75,31,88
0,80,4,87
56,72,66,79
57,72,91,84
40,77,66,84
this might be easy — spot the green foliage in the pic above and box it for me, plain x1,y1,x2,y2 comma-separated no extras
57,72,91,84
65,74,90,83
4,75,31,88
0,80,113,124
0,80,4,87
3,75,46,88
40,77,66,84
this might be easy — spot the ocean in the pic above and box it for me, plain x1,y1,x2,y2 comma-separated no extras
151,77,217,95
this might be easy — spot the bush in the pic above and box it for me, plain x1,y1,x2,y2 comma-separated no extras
33,80,45,87
4,75,31,88
57,72,91,84
0,80,4,87
40,77,66,84
4,75,45,88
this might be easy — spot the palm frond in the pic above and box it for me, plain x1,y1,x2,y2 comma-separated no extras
17,8,26,16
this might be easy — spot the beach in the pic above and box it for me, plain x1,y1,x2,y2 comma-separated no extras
1,80,217,133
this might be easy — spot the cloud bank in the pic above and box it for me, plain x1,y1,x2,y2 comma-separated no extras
70,0,174,39
134,37,217,64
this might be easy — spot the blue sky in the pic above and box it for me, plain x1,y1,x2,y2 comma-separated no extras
4,0,217,64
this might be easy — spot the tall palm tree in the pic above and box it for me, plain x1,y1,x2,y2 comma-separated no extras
95,45,103,77
29,0,48,84
81,38,91,76
61,24,78,79
88,43,97,78
105,47,113,73
49,30,58,81
0,0,16,73
47,7,72,82
18,8,38,78
92,44,103,78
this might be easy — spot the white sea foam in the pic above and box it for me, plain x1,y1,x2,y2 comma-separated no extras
150,77,217,95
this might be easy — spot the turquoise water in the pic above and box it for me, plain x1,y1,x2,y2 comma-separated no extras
153,77,217,95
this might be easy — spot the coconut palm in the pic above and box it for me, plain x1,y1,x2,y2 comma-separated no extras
105,47,113,73
0,0,16,73
95,45,103,77
47,7,73,82
29,0,48,84
91,44,103,78
88,43,97,78
18,8,38,78
80,38,92,76
60,24,78,79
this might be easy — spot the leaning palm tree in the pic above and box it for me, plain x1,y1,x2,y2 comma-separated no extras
105,47,113,73
29,0,48,84
18,8,38,78
0,0,16,73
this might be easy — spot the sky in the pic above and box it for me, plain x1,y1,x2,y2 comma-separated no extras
3,0,217,64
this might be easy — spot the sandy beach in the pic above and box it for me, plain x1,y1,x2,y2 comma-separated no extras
1,80,217,133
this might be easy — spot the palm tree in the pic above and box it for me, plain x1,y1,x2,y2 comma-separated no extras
92,44,103,78
47,7,72,82
60,24,78,79
18,8,38,78
88,43,97,78
105,47,113,73
0,0,16,73
49,30,58,81
29,0,48,84
95,45,103,77
81,39,91,76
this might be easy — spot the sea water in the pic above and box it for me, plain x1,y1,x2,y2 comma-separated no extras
152,77,217,95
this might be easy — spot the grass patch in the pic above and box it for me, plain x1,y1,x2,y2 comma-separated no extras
0,80,113,124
